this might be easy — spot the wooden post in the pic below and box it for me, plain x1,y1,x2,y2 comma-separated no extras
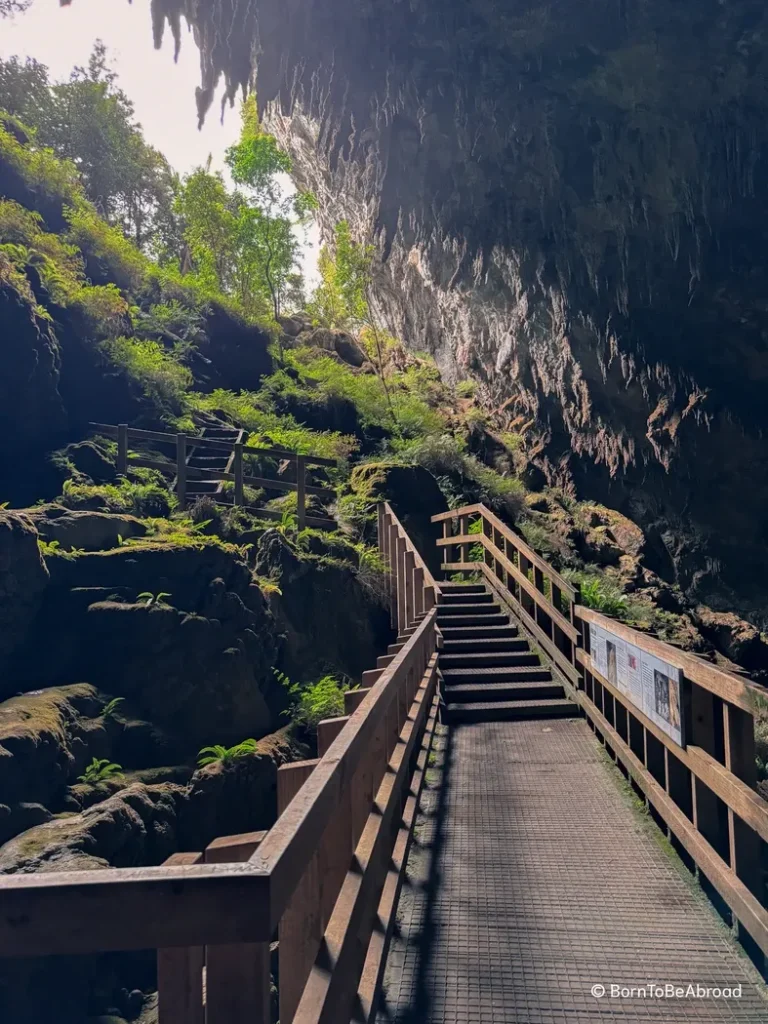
458,514,468,566
233,442,244,507
724,704,762,905
404,549,415,628
117,423,128,476
396,536,407,635
157,853,204,1024
296,454,307,530
278,760,322,1024
413,566,425,620
388,521,399,628
205,834,271,1024
690,687,729,864
176,434,187,510
442,519,453,567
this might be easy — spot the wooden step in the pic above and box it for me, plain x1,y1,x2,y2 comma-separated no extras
439,651,540,669
445,698,579,724
439,582,486,593
437,603,501,617
440,591,494,605
440,665,553,684
445,680,564,703
441,637,528,654
437,613,509,628
438,624,518,640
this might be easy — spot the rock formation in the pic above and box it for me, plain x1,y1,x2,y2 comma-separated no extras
143,0,768,620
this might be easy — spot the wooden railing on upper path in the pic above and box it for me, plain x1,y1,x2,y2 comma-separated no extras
91,422,336,529
0,502,439,1024
435,502,768,963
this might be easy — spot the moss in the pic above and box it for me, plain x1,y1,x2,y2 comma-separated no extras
0,683,98,747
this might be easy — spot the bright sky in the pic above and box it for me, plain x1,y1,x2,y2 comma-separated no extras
0,0,319,279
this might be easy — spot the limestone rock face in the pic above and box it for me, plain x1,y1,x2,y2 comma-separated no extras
27,504,147,551
148,0,768,619
4,543,280,744
0,511,49,670
0,782,184,875
0,279,66,466
255,530,393,684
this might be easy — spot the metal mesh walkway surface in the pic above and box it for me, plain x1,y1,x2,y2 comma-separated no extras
375,718,768,1023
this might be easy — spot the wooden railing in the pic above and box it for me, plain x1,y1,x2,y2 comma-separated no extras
435,502,768,962
379,501,441,633
0,514,440,1023
91,422,336,529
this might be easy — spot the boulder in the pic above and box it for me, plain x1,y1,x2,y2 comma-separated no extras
6,543,280,744
181,727,307,848
0,782,184,875
0,277,66,468
62,439,117,483
255,531,393,685
348,462,448,575
693,606,768,679
0,511,49,669
306,327,367,367
0,684,107,829
27,504,147,551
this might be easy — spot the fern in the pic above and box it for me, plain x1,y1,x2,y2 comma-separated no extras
102,697,125,719
137,591,172,606
78,758,124,784
197,737,259,768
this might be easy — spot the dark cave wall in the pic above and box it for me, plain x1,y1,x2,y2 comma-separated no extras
115,1,768,616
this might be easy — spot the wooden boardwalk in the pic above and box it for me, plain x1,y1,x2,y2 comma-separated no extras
376,717,768,1023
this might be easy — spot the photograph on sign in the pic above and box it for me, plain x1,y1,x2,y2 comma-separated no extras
588,623,684,747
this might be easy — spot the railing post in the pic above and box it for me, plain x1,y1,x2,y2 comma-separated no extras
442,518,453,567
458,513,468,565
396,536,407,635
723,704,762,913
296,453,307,530
233,442,244,507
117,423,128,475
278,759,322,1024
157,853,204,1024
379,505,393,618
413,565,425,619
176,434,187,509
205,834,271,1024
404,549,415,628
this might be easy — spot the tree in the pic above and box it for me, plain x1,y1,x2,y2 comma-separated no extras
0,56,51,124
0,44,177,254
0,0,32,16
308,221,397,422
224,95,316,320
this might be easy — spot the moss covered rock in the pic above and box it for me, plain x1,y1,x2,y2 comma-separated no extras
28,504,147,551
0,511,49,670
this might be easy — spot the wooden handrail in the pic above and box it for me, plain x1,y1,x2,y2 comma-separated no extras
436,499,768,961
90,421,337,530
0,511,440,1024
380,503,441,634
91,422,338,466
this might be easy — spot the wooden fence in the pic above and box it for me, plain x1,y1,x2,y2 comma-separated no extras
91,422,336,529
0,501,439,1024
435,502,768,962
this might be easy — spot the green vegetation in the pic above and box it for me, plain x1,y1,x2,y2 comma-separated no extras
61,472,175,518
197,738,259,768
101,697,125,720
137,592,172,607
78,757,124,784
280,672,347,735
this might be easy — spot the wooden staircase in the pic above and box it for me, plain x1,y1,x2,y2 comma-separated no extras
436,582,579,723
179,421,245,505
